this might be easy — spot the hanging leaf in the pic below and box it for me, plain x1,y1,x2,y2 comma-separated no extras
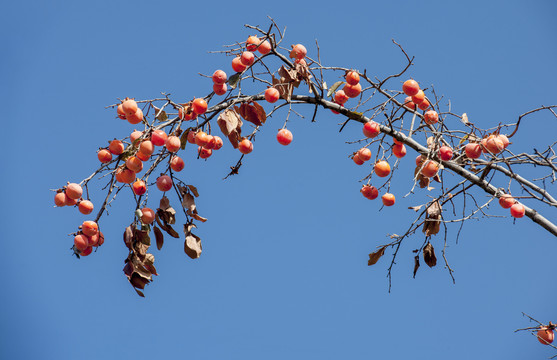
184,224,202,259
152,105,168,122
123,225,134,249
368,246,387,266
327,81,344,98
461,113,469,125
236,102,266,126
217,109,242,148
228,73,241,89
413,255,420,278
423,243,437,267
187,184,199,197
154,226,164,250
422,201,442,236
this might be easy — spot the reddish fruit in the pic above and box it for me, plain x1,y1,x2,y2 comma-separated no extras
382,193,396,206
424,110,438,125
232,57,247,72
353,154,364,165
165,136,181,153
141,208,155,225
277,129,293,146
438,146,453,161
151,130,168,147
421,160,440,178
363,121,381,138
392,144,407,158
499,194,515,209
115,167,135,184
156,175,173,192
374,160,391,177
537,328,554,345
126,156,143,173
204,135,215,149
130,130,143,146
361,185,379,200
334,90,349,105
97,149,112,163
78,200,94,215
87,232,99,247
485,135,505,154
343,83,362,98
109,140,124,155
64,193,78,206
402,79,420,96
192,98,208,115
246,35,260,51
240,51,255,66
213,83,227,96
258,40,271,55
345,71,360,85
403,96,417,111
170,156,185,172
117,104,126,119
510,203,525,218
136,151,150,161
132,179,147,196
194,131,210,147
138,140,154,156
212,136,223,150
187,131,196,144
212,70,227,85
265,87,280,103
238,138,253,154
411,90,425,105
54,192,66,207
416,154,426,166
126,107,144,125
96,232,105,247
82,220,98,237
418,99,430,111
290,44,307,60
121,99,138,116
74,234,89,251
498,134,510,148
198,146,213,159
65,183,83,200
465,143,482,159
295,58,307,66
357,147,372,161
80,246,93,256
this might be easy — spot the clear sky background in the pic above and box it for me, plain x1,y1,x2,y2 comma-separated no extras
2,1,557,359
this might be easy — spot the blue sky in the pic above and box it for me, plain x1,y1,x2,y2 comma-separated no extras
2,1,557,359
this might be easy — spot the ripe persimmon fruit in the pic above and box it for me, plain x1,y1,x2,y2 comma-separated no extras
156,175,173,192
382,193,396,206
238,138,253,154
374,160,391,177
277,129,293,145
65,183,83,200
265,88,280,103
78,200,94,215
402,79,419,96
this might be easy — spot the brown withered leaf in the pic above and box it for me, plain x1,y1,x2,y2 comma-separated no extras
368,246,387,266
154,226,164,250
422,201,442,236
144,253,158,276
123,225,134,249
236,102,267,126
426,201,442,217
134,242,150,260
423,243,437,267
187,184,199,197
184,224,202,259
182,192,196,212
130,273,150,290
134,229,151,246
134,288,145,297
250,101,267,125
187,210,208,223
159,196,171,210
152,105,168,122
426,136,435,150
123,261,134,277
165,224,180,238
217,109,242,148
278,65,301,85
272,75,294,102
413,255,420,278
295,60,312,83
409,205,424,212
155,212,180,238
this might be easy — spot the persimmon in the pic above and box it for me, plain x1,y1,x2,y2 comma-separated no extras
125,156,143,173
203,135,215,149
65,183,83,200
213,83,227,96
498,134,510,149
258,40,271,55
130,130,143,146
510,203,525,218
424,110,438,125
115,167,135,184
117,104,126,119
277,129,293,146
499,194,515,209
170,156,185,172
74,234,89,251
87,233,99,247
139,140,154,156
64,194,78,206
290,44,307,60
353,154,364,165
231,57,247,72
136,151,150,162
295,58,307,66
80,246,93,256
109,139,124,155
238,138,253,154
420,160,439,178
187,131,197,144
165,136,181,153
357,147,372,161
151,130,168,147
393,144,407,158
411,90,425,105
363,121,381,138
402,79,419,96
212,136,223,150
403,96,417,110
192,98,208,115
343,83,362,98
346,71,360,85
121,99,138,116
418,99,430,111
212,69,227,85
96,232,104,247
82,220,98,237
485,135,504,154
415,154,426,166
374,160,391,177
265,87,280,103
438,146,453,161
537,327,554,345
465,143,482,159
54,192,66,207
246,35,260,51
382,193,395,206
194,131,210,147
184,109,197,121
141,208,155,225
198,146,213,159
240,51,255,66
126,108,143,125
361,185,379,200
97,148,112,163
334,90,349,105
78,200,94,215
132,179,147,195
156,175,173,192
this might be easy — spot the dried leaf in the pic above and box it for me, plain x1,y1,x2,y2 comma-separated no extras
187,210,208,222
144,253,158,276
250,101,267,125
423,201,442,236
180,130,189,150
217,109,242,148
184,224,202,259
130,273,150,290
123,225,134,249
368,246,387,266
134,288,145,297
228,73,240,89
461,113,469,124
134,229,151,246
408,205,424,212
154,226,164,250
423,243,437,267
164,224,180,238
413,255,420,278
152,105,168,122
187,184,199,197
182,192,196,212
237,103,265,126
